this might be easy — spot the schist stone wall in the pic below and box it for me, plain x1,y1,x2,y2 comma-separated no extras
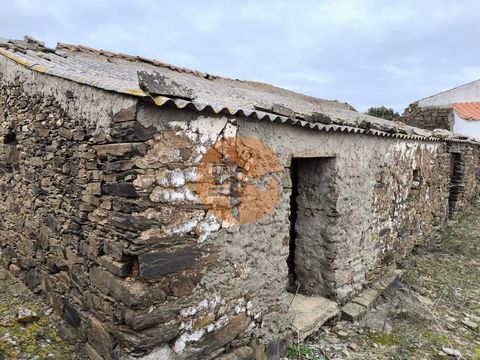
401,102,454,131
1,58,480,360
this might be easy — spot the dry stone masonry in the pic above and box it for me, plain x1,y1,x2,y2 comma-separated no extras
401,102,454,131
0,38,479,359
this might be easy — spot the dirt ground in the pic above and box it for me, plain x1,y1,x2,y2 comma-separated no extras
287,200,480,360
0,266,86,359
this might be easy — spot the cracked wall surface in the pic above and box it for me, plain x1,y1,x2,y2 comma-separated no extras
1,57,480,360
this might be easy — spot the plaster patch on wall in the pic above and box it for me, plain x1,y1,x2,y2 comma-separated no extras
173,296,249,354
133,118,241,245
146,119,283,228
173,329,205,353
197,136,284,225
195,215,222,243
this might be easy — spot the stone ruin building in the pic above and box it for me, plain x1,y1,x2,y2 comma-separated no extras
0,37,479,360
401,78,480,137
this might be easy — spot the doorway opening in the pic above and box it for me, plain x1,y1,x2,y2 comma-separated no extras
288,157,336,297
447,152,465,218
3,131,19,171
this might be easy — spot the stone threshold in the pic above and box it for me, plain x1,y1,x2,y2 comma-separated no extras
289,294,340,340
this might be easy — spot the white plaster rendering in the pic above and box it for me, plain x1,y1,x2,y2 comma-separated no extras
453,112,480,140
418,79,480,107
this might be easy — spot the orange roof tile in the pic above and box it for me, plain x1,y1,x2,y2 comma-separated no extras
453,102,480,121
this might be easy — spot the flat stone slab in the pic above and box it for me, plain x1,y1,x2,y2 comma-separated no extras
372,268,403,292
461,317,478,330
290,294,339,339
341,302,367,322
352,288,380,309
342,268,404,322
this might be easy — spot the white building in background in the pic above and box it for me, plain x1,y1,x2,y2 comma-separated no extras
451,102,480,139
402,79,480,139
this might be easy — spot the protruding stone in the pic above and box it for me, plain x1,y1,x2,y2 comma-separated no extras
184,313,250,356
17,308,38,323
124,307,177,331
110,121,157,142
88,316,115,360
114,324,179,352
341,302,367,322
461,317,478,330
93,143,145,157
138,247,206,280
101,183,138,198
442,346,461,358
89,267,166,306
63,300,81,328
133,174,156,189
112,104,137,123
9,263,22,277
98,255,133,277
352,288,380,309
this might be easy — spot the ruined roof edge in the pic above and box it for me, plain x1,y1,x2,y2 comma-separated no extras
0,36,478,145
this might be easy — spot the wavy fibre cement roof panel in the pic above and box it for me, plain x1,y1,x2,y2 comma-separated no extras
0,37,477,144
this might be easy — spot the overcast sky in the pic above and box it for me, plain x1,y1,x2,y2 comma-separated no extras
2,0,479,113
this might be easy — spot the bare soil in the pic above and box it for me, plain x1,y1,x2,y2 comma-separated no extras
0,266,86,359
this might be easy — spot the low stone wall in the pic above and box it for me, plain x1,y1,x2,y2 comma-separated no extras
1,58,480,360
400,102,453,131
448,143,480,214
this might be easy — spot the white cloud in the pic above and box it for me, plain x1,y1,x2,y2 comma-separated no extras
2,0,480,113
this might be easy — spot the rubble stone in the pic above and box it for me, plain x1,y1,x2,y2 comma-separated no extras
461,318,478,330
88,315,115,360
341,302,367,322
352,288,380,309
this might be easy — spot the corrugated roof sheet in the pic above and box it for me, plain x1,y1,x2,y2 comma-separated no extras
454,102,480,121
0,36,477,144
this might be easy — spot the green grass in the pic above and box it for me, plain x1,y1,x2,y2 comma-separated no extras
286,343,314,359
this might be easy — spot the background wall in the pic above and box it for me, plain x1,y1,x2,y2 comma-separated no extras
418,79,480,107
453,113,480,139
238,120,457,303
401,103,453,131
